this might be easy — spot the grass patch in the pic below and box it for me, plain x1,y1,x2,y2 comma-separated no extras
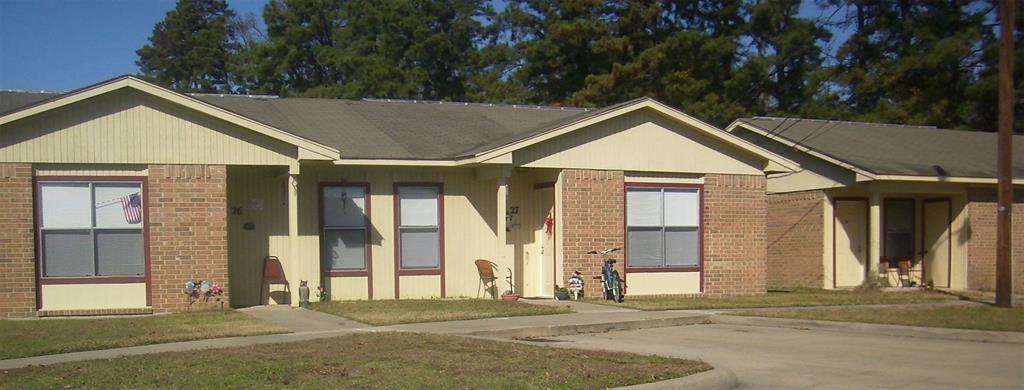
589,288,955,311
733,304,1024,332
311,299,572,325
0,310,288,359
0,332,710,389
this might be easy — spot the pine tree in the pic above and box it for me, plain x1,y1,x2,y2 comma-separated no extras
136,0,239,93
742,0,830,116
826,1,995,128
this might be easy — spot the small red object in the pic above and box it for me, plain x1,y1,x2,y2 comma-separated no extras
544,214,554,236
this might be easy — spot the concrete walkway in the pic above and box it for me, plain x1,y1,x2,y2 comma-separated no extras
3,301,1020,376
519,298,638,313
553,324,1024,389
0,305,707,370
388,310,710,338
239,305,369,332
0,329,369,370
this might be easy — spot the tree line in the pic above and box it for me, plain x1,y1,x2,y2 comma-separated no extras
136,0,1022,131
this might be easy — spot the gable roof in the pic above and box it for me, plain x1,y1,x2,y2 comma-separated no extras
0,76,340,160
0,90,62,115
1,76,794,170
194,94,592,160
730,117,1024,180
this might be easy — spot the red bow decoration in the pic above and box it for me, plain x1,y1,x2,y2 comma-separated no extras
545,214,554,236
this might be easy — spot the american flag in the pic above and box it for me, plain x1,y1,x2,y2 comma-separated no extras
120,193,142,224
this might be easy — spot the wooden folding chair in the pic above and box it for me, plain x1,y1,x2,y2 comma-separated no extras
262,256,290,304
475,259,498,299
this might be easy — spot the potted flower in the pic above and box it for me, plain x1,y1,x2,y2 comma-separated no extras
554,285,571,301
500,290,520,301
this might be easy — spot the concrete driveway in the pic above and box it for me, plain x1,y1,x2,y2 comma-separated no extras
551,324,1024,389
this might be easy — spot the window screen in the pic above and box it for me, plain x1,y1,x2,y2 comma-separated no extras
321,185,368,271
398,186,441,269
38,182,145,278
626,187,700,268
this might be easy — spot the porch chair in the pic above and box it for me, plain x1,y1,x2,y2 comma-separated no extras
896,259,914,288
261,256,290,304
475,259,499,299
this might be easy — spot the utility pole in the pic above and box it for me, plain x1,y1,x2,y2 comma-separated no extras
995,0,1014,308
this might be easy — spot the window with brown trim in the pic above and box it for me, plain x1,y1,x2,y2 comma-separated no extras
396,185,441,270
37,180,145,278
625,186,701,269
321,185,370,271
884,199,915,260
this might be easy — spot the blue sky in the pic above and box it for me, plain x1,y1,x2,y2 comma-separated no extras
1,0,841,91
0,0,264,91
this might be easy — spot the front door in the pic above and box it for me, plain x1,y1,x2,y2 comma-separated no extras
922,199,951,288
834,199,868,288
535,188,555,297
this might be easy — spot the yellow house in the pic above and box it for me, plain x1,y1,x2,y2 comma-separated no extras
727,117,1023,292
0,76,795,316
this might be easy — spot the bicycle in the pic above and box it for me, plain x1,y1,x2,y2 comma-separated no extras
589,247,625,303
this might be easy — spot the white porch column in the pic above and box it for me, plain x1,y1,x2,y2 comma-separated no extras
496,176,509,256
868,191,882,276
287,172,300,306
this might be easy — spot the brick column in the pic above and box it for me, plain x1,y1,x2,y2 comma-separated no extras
0,164,36,317
967,188,1024,292
703,174,767,296
767,191,825,288
560,169,624,297
148,165,228,311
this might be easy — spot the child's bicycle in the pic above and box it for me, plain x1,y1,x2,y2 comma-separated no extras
589,247,625,303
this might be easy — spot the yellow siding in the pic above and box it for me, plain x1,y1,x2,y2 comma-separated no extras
625,272,701,295
0,88,298,166
33,164,148,176
821,183,969,289
514,110,764,175
400,275,441,299
227,165,505,304
625,172,704,184
41,283,147,310
328,277,369,300
226,166,289,307
507,169,560,297
822,196,835,289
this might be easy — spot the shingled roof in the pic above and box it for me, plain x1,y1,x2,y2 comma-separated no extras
0,90,63,115
193,95,595,160
1,87,597,160
734,117,1024,178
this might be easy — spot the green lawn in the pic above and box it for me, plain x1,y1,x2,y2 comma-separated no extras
0,310,288,359
734,304,1024,332
0,332,710,389
589,288,956,311
311,299,572,325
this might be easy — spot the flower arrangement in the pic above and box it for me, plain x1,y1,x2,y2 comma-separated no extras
184,279,224,306
316,285,329,302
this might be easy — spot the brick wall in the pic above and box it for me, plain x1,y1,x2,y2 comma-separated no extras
966,187,1024,292
560,170,769,298
0,164,36,317
148,165,229,311
766,191,825,288
703,174,767,296
560,169,624,298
